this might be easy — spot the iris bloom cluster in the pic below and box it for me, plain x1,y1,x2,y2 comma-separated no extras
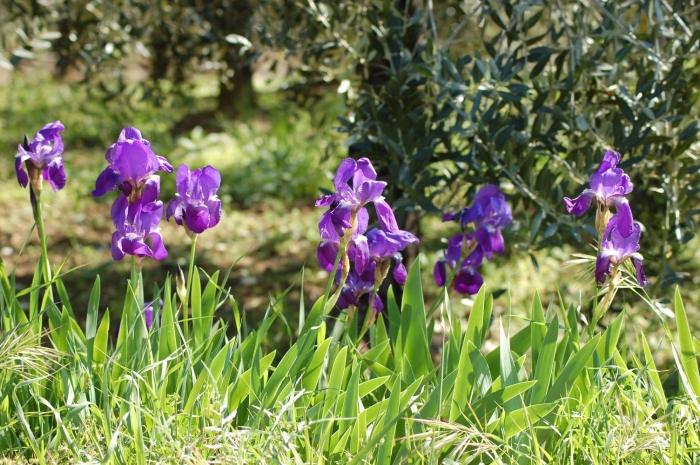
94,128,172,261
94,127,222,262
434,184,512,295
316,158,418,313
564,150,647,287
15,121,67,193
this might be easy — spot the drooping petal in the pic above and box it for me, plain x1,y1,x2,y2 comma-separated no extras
185,203,211,234
141,176,161,204
44,160,66,191
355,207,369,235
632,254,648,287
434,260,449,287
374,198,399,232
489,229,505,256
475,226,494,260
156,155,174,173
355,180,387,205
206,198,222,228
454,268,484,295
315,193,337,207
353,234,370,275
393,258,407,285
317,241,339,271
371,294,384,314
151,232,168,260
612,200,634,237
563,190,595,216
166,197,184,224
462,246,484,269
15,156,28,187
93,166,122,197
595,252,613,284
318,210,340,242
445,234,463,267
111,195,129,232
111,232,125,261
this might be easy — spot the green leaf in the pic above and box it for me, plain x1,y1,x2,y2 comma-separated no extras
529,315,559,405
93,308,109,367
674,287,700,396
545,334,600,403
531,291,546,369
301,337,332,391
399,257,432,379
462,381,537,425
640,331,666,406
493,403,557,439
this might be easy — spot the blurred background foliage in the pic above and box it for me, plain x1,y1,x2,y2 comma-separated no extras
1,0,700,354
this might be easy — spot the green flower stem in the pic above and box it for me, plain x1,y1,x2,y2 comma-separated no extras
183,233,198,341
32,187,53,295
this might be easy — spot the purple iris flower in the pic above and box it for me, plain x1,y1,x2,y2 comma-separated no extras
353,227,419,285
166,164,222,234
434,234,485,295
444,184,512,259
316,158,397,237
317,207,369,272
595,210,648,286
564,150,633,216
316,157,387,215
111,177,168,261
93,127,173,198
15,121,67,191
337,261,384,314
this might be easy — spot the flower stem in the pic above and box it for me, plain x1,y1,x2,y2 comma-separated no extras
183,234,198,341
32,187,53,294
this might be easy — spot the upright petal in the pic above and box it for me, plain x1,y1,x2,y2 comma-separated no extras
200,165,222,197
176,164,192,198
598,150,621,173
333,158,357,193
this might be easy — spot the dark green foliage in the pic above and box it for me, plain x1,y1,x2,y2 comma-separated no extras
277,0,700,284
